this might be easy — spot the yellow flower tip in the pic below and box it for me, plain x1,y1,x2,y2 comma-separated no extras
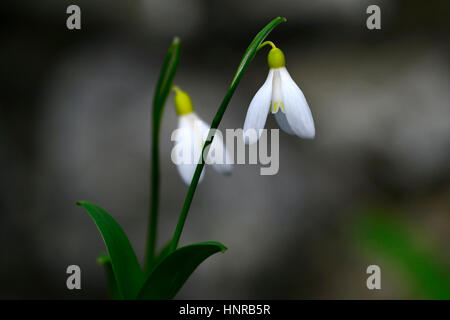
271,102,285,113
267,47,285,69
173,86,194,116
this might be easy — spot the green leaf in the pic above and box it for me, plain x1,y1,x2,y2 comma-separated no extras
145,36,182,272
77,201,145,299
169,17,286,253
153,36,181,128
97,254,120,299
138,241,227,300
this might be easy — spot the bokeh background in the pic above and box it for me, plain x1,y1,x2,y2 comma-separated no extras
1,0,449,299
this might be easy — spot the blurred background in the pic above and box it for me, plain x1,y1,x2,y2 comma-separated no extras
1,0,449,299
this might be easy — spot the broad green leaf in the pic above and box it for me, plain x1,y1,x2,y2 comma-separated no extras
97,254,120,299
77,201,145,299
138,241,227,300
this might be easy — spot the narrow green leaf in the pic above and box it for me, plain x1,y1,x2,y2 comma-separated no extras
97,254,120,299
138,241,227,300
153,36,181,127
148,241,172,275
145,37,182,273
77,201,145,299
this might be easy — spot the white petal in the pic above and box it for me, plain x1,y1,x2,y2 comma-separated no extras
274,111,295,135
174,114,205,185
177,162,205,185
210,134,233,175
279,67,315,139
243,69,274,144
197,116,233,176
271,69,283,113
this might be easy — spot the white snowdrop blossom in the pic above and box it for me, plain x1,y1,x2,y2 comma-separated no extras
171,87,232,185
243,43,315,144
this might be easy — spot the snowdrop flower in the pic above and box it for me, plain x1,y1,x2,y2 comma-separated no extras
243,42,315,144
171,87,232,185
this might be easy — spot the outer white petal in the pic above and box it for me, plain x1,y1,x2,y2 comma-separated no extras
274,111,295,135
196,116,233,176
243,69,274,144
174,114,205,185
279,67,315,139
210,134,233,176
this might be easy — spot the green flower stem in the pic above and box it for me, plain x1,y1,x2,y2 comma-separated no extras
169,17,286,253
145,37,181,273
258,41,277,50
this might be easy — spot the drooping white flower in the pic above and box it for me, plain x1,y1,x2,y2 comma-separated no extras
171,87,232,185
243,44,315,144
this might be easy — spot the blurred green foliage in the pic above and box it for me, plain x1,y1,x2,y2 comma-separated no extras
355,208,450,299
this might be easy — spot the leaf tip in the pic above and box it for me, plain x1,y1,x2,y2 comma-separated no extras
97,254,111,265
216,243,227,253
75,201,84,206
173,36,181,44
